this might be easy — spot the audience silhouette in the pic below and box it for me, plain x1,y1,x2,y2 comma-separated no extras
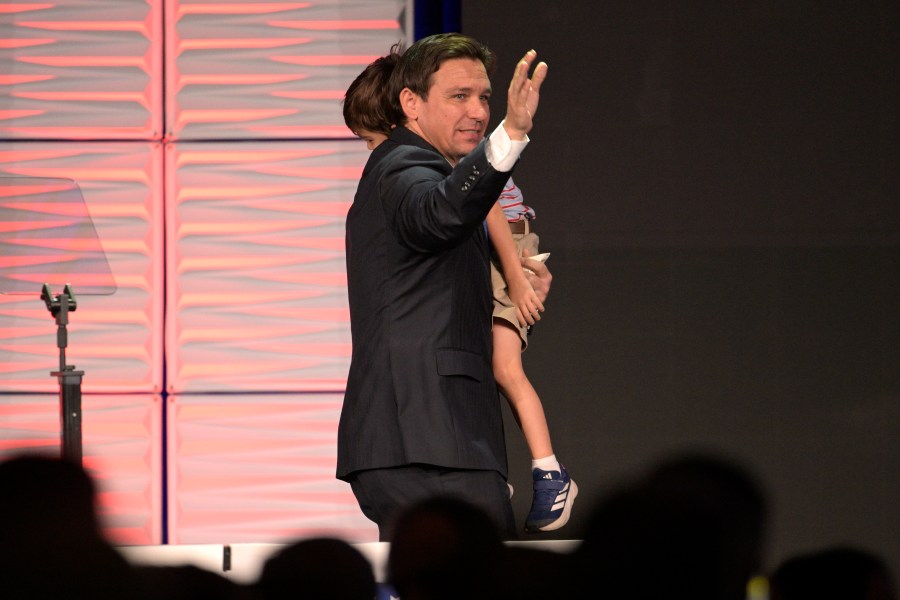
132,562,256,600
0,452,141,599
384,494,577,599
385,495,508,599
254,536,377,600
572,451,769,600
3,449,895,600
495,543,575,599
769,545,898,600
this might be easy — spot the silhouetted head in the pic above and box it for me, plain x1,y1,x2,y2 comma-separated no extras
575,451,770,600
0,453,139,598
387,495,505,600
0,452,102,543
257,536,376,600
770,545,898,600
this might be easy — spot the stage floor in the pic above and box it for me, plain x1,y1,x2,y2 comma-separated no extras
119,539,580,584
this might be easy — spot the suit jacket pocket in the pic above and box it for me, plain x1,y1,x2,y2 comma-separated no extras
435,348,485,382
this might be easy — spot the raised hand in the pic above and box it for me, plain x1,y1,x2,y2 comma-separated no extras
503,50,549,141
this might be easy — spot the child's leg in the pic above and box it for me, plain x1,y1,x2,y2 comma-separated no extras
492,319,553,461
493,318,577,533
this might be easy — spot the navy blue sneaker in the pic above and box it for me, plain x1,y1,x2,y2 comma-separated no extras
524,465,578,533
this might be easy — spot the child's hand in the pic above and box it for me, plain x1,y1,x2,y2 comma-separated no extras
521,255,552,304
507,269,544,327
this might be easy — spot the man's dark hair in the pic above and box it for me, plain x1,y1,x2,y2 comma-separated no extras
390,33,496,125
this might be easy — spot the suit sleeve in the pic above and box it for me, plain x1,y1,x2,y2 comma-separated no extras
380,139,511,253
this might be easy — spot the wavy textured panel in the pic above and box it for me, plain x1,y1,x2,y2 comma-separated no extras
0,143,164,393
0,393,163,544
165,140,367,393
1,0,410,547
167,393,377,544
165,0,408,140
0,0,163,140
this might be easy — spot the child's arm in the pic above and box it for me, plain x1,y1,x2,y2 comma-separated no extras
486,203,544,326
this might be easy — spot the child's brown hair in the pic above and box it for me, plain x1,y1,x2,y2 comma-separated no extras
342,43,404,136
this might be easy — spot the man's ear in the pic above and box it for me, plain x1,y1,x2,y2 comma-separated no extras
399,87,419,121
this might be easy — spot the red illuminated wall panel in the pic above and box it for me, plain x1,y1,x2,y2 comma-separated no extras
165,140,367,393
167,393,377,544
0,393,164,545
1,0,411,547
0,143,164,393
0,0,163,140
165,0,408,140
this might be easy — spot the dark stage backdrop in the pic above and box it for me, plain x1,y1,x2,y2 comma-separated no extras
463,0,899,578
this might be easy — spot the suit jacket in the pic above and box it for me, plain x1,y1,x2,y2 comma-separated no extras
337,126,513,480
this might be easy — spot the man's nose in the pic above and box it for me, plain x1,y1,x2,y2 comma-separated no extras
469,98,489,121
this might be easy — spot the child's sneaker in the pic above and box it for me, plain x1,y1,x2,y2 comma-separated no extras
524,465,577,533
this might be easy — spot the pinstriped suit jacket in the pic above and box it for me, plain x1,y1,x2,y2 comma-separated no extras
337,126,512,481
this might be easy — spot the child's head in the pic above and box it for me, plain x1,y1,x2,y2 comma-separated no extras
343,43,403,149
354,128,389,151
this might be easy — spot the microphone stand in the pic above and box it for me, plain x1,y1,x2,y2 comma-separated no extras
41,283,83,464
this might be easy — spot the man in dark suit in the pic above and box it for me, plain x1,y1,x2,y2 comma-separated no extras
337,33,549,540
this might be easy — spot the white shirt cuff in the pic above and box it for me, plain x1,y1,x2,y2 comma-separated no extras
486,119,529,172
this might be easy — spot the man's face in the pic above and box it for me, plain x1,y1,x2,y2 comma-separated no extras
403,58,491,165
